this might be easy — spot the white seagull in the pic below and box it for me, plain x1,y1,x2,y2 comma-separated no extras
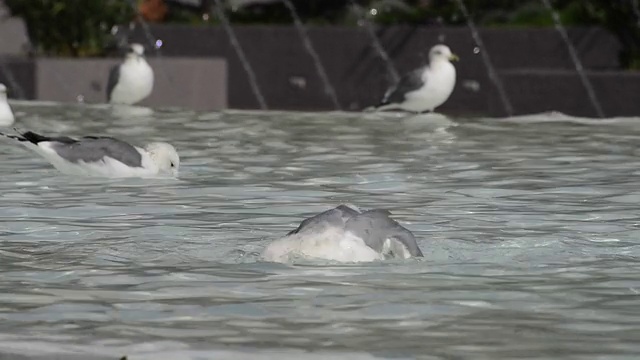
375,44,458,113
0,83,15,127
261,205,424,263
0,130,179,178
106,43,154,105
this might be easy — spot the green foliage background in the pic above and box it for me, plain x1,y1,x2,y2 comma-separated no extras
5,0,134,57
4,0,640,68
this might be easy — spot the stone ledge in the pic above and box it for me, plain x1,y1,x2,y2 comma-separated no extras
33,57,227,111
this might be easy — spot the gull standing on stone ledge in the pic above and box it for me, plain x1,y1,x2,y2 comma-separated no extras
0,130,179,178
0,84,15,127
107,43,154,105
374,44,458,113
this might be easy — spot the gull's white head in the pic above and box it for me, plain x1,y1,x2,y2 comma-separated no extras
126,43,146,58
145,142,180,175
0,83,14,126
0,83,7,100
429,44,459,63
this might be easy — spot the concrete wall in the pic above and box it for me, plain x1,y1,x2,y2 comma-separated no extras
35,57,227,110
123,25,631,117
1,24,639,117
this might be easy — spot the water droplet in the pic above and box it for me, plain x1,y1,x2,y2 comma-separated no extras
76,95,84,103
462,80,481,92
202,13,210,21
111,25,119,35
473,47,480,54
370,8,378,16
155,39,163,49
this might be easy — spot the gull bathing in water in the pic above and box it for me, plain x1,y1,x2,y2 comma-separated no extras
374,44,458,113
0,130,179,178
107,43,154,105
0,83,15,127
261,205,424,263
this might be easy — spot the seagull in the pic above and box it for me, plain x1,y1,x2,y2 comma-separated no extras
0,130,179,178
261,204,424,263
374,44,458,113
0,83,15,127
107,43,154,105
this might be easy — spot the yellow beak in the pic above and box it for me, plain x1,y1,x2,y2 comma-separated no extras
449,54,460,62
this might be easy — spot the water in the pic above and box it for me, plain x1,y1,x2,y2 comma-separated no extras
454,0,514,117
125,1,177,91
282,0,341,110
1,103,640,359
0,63,25,100
350,1,400,83
212,0,268,110
633,0,640,29
540,0,605,119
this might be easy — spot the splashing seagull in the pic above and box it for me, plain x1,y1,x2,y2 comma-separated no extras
261,204,424,263
0,84,15,127
374,44,458,113
0,130,179,178
107,43,154,105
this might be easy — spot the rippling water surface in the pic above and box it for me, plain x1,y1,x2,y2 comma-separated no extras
0,103,639,359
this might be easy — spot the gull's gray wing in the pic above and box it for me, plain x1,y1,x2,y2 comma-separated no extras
52,136,142,167
378,67,426,106
17,131,142,168
106,64,120,102
287,205,360,236
345,209,424,258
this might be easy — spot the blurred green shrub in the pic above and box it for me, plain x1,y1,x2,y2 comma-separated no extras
5,0,640,68
4,0,135,57
223,0,640,68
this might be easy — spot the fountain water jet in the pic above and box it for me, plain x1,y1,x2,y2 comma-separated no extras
540,0,604,118
126,0,176,88
212,0,268,110
633,0,640,28
0,16,26,99
0,63,25,99
454,0,514,117
281,0,341,110
349,1,400,83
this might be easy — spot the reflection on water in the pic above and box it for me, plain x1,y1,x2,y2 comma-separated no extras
0,103,639,359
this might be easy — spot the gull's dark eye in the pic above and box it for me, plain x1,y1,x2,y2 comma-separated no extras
170,162,175,168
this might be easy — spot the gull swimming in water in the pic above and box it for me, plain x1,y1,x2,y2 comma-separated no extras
261,205,424,263
374,44,458,113
0,83,15,126
0,130,179,178
107,43,154,105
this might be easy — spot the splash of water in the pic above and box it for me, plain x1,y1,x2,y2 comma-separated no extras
282,0,341,110
540,0,604,118
453,0,514,117
350,1,400,83
212,0,268,110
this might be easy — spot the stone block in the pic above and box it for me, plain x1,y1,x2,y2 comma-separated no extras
35,57,227,110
